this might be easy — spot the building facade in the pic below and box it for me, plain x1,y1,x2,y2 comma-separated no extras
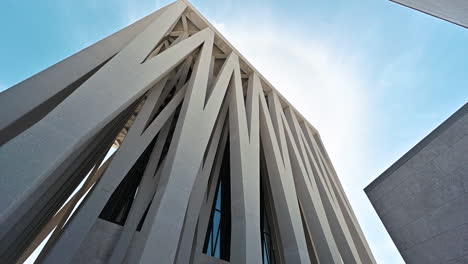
0,1,375,263
390,0,468,28
366,103,468,264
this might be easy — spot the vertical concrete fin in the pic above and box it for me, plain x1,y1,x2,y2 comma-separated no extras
282,107,342,263
229,68,262,263
257,90,311,263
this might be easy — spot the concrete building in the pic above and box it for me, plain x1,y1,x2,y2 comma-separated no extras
390,0,468,28
365,103,468,264
0,0,375,263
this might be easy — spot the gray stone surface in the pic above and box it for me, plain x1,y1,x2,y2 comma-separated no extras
391,0,468,29
366,103,468,264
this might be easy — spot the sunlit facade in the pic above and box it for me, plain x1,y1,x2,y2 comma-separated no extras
0,1,375,263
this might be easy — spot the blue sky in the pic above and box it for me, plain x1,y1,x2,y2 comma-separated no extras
1,0,467,263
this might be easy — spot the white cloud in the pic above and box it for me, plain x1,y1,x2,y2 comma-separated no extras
211,19,371,191
212,19,369,174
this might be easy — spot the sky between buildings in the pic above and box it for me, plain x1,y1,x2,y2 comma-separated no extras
1,0,467,263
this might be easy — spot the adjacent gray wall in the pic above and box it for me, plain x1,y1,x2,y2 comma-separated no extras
366,103,468,264
391,0,468,28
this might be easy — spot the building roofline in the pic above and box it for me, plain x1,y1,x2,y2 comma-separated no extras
180,0,320,135
365,102,468,193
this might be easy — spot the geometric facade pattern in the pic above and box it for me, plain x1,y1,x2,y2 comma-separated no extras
0,1,376,263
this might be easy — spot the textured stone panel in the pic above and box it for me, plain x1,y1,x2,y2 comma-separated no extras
366,103,468,264
401,223,468,264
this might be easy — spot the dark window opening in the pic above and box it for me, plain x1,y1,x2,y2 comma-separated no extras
203,145,231,261
260,147,281,264
261,178,278,264
98,139,156,225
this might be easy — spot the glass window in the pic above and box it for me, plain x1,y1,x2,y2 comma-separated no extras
203,151,231,261
261,188,277,264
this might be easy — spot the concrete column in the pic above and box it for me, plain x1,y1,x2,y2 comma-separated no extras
282,107,343,263
258,90,310,263
229,71,262,263
301,124,362,264
175,104,228,264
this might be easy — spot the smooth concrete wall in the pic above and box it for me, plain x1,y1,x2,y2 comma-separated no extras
71,219,123,264
366,103,468,264
391,0,468,29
